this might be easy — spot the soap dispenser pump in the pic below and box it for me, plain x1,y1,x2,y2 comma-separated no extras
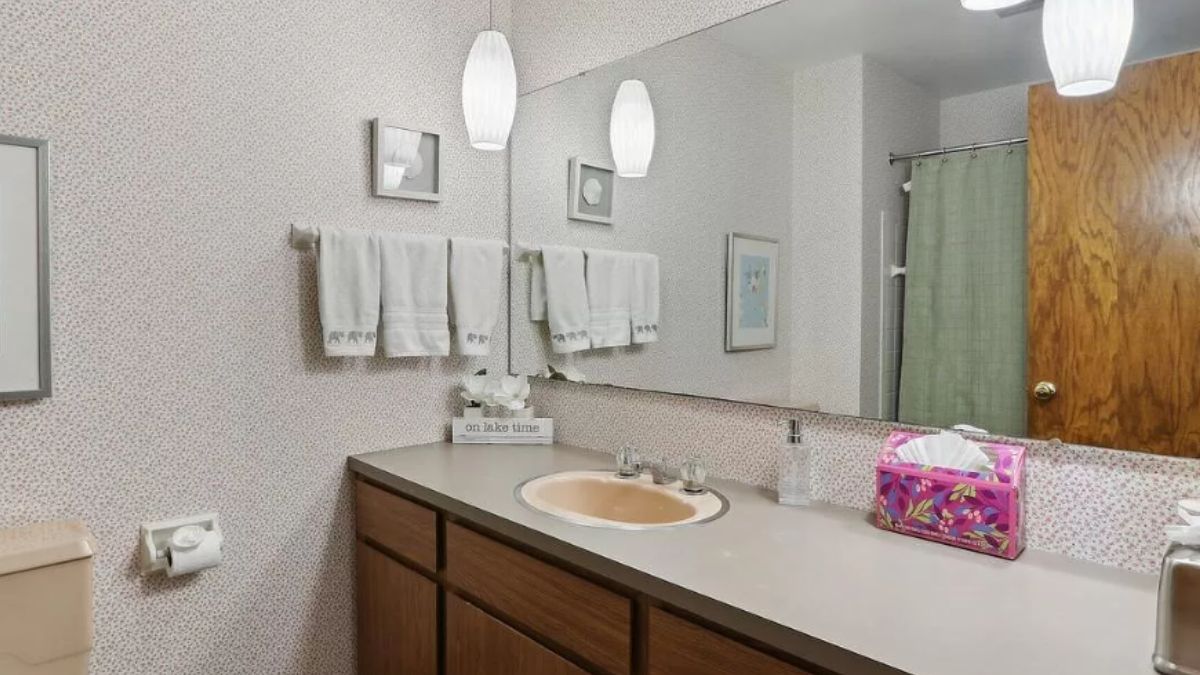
777,419,811,506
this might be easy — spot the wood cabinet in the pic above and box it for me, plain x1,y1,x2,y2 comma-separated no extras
446,593,586,675
354,478,822,675
356,540,437,675
445,521,632,674
647,607,810,675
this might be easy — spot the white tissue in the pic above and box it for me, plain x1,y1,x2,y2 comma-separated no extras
166,529,223,577
1167,499,1200,546
895,432,991,472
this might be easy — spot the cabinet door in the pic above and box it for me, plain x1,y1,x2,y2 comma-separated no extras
648,607,810,675
446,593,586,675
357,541,437,675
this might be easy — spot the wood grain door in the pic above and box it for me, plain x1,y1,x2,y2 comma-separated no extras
1028,50,1200,457
446,593,586,675
357,541,437,675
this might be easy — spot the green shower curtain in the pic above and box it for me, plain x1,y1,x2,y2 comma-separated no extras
897,145,1028,437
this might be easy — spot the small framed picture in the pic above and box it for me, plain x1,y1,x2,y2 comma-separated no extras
725,232,778,352
567,156,614,225
373,118,441,201
0,135,51,398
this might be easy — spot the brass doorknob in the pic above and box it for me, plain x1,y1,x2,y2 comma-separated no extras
1033,381,1058,402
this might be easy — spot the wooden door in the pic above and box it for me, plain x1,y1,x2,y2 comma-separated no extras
646,608,811,675
357,541,437,675
445,593,586,675
1028,50,1200,457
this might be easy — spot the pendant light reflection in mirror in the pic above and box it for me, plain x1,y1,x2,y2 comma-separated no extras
609,79,656,178
462,0,517,151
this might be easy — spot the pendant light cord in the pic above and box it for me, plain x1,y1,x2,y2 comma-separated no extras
488,0,493,30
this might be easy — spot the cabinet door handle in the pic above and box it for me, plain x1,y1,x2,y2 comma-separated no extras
1033,381,1058,402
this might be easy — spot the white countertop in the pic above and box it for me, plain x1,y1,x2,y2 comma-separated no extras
350,442,1160,675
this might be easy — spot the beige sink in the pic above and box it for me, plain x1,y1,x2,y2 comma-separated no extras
516,470,727,530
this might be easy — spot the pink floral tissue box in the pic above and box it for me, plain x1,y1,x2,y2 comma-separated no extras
875,431,1026,560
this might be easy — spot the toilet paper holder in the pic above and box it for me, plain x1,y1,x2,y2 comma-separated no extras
138,513,222,576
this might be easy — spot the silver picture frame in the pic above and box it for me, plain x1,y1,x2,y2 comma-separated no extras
372,118,442,202
725,232,778,352
0,135,51,399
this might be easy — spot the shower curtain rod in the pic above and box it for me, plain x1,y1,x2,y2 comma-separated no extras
888,137,1028,165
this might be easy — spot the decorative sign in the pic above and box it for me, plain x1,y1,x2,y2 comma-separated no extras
452,418,554,445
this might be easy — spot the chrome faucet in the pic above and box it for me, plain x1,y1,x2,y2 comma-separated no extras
680,458,708,495
615,445,641,478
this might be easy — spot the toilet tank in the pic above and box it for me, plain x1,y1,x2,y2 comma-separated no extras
0,521,96,675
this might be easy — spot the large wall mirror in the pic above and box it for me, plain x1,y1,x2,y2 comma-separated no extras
508,0,1200,457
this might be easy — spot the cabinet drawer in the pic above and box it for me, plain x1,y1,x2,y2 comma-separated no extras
445,522,632,674
447,593,586,675
355,479,437,572
357,541,437,675
648,607,811,675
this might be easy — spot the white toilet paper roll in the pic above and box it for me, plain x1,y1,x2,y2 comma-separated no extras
166,532,222,577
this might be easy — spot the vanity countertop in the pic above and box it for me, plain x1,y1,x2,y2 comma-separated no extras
349,442,1159,675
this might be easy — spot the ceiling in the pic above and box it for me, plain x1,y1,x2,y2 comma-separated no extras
706,0,1200,98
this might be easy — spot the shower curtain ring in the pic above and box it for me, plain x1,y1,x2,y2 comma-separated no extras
970,144,978,159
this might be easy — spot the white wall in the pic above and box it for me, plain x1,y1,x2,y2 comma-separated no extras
790,56,864,413
0,1,510,672
510,33,795,405
940,83,1029,147
860,59,940,418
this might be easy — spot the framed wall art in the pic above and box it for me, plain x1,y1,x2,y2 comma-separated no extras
373,118,441,201
725,232,778,352
567,156,614,225
0,135,51,398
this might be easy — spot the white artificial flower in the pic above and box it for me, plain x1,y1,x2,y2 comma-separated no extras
460,374,490,406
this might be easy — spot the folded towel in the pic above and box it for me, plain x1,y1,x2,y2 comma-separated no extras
585,249,634,349
450,237,506,356
529,255,548,321
541,245,591,354
318,228,380,357
379,232,450,357
630,253,660,344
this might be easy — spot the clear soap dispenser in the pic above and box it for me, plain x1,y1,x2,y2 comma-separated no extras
777,419,811,506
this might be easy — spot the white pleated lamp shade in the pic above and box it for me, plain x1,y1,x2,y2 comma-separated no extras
609,80,656,178
462,30,517,151
960,0,1027,9
1042,0,1134,97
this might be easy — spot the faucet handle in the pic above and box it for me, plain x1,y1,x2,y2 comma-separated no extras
680,457,708,494
616,445,641,478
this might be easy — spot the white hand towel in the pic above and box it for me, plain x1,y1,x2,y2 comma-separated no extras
585,249,634,349
541,245,591,354
450,237,506,356
529,255,548,321
630,253,660,344
379,232,450,357
318,228,380,357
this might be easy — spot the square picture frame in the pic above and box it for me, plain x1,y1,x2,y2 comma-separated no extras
0,135,51,399
725,232,778,352
567,156,614,225
372,118,441,202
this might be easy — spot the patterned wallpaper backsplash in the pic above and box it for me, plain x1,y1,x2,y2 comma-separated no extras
0,1,510,673
532,379,1200,574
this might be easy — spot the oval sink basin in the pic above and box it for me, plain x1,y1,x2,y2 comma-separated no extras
516,470,728,530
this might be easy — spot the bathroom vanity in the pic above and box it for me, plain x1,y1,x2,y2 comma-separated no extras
349,442,1159,675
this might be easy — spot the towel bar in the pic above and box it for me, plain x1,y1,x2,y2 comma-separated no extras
289,224,511,254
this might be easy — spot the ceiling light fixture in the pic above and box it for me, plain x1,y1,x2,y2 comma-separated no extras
960,0,1029,10
461,0,517,151
1042,0,1134,97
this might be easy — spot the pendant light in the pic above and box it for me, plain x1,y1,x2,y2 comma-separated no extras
461,0,517,151
609,80,656,178
960,0,1027,10
1042,0,1134,97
